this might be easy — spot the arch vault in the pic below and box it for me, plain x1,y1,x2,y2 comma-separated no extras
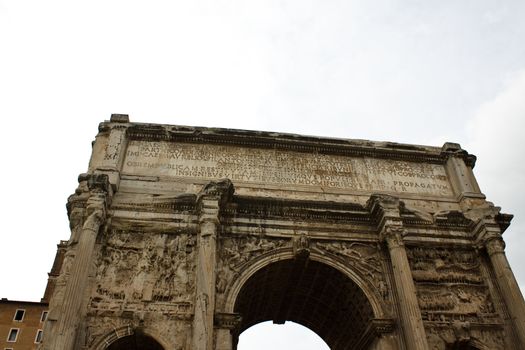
232,258,375,349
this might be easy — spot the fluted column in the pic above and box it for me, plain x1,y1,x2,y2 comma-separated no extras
484,235,525,347
368,194,429,350
383,226,429,350
43,195,106,349
192,180,233,350
42,174,110,350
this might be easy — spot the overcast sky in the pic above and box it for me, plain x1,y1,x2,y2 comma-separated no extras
1,1,524,349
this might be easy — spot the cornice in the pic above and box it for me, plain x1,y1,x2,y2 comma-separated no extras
224,195,371,223
97,120,476,165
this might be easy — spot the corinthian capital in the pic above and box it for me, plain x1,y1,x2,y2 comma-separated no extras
200,179,234,202
82,194,107,233
485,237,506,256
382,225,405,249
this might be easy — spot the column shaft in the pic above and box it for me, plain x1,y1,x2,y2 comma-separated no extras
487,239,525,347
192,199,219,350
386,234,429,350
44,207,104,350
215,328,233,350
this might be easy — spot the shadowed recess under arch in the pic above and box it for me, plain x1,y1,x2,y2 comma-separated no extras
106,332,164,350
234,259,375,350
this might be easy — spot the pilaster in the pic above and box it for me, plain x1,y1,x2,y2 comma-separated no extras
368,194,429,350
441,142,484,201
88,114,130,191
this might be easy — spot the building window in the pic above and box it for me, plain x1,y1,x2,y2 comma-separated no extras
7,328,19,342
13,309,25,322
35,329,43,343
41,311,48,322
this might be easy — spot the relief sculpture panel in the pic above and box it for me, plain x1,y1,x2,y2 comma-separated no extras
90,230,196,317
407,247,497,324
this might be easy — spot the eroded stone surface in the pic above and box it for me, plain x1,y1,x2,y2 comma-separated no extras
40,118,524,350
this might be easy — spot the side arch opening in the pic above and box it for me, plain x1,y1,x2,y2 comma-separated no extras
233,258,378,350
105,331,164,350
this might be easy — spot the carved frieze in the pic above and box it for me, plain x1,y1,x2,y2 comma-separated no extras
426,324,504,350
408,247,484,285
418,286,495,315
91,230,196,313
408,247,498,325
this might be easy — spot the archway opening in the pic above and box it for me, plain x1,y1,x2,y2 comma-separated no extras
446,343,480,350
106,332,164,350
238,321,329,349
234,259,375,350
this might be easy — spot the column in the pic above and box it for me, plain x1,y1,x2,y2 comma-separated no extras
42,175,109,350
383,226,429,350
214,313,241,350
44,201,106,348
192,180,233,350
369,195,429,350
484,235,525,347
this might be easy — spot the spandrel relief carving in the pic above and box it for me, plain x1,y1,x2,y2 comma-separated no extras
91,230,196,313
219,236,285,272
216,236,286,308
315,241,382,276
314,241,390,303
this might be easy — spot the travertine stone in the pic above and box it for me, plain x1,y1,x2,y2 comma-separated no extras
40,116,524,350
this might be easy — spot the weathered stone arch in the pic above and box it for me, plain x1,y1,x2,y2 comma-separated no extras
224,248,387,319
468,339,490,350
91,326,168,350
223,248,393,349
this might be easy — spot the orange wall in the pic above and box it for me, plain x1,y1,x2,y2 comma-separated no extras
0,301,47,350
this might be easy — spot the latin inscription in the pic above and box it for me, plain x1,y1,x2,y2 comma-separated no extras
122,141,453,196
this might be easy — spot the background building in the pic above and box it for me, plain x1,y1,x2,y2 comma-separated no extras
0,242,66,350
0,300,47,350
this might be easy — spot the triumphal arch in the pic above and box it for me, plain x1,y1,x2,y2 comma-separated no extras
41,115,525,350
